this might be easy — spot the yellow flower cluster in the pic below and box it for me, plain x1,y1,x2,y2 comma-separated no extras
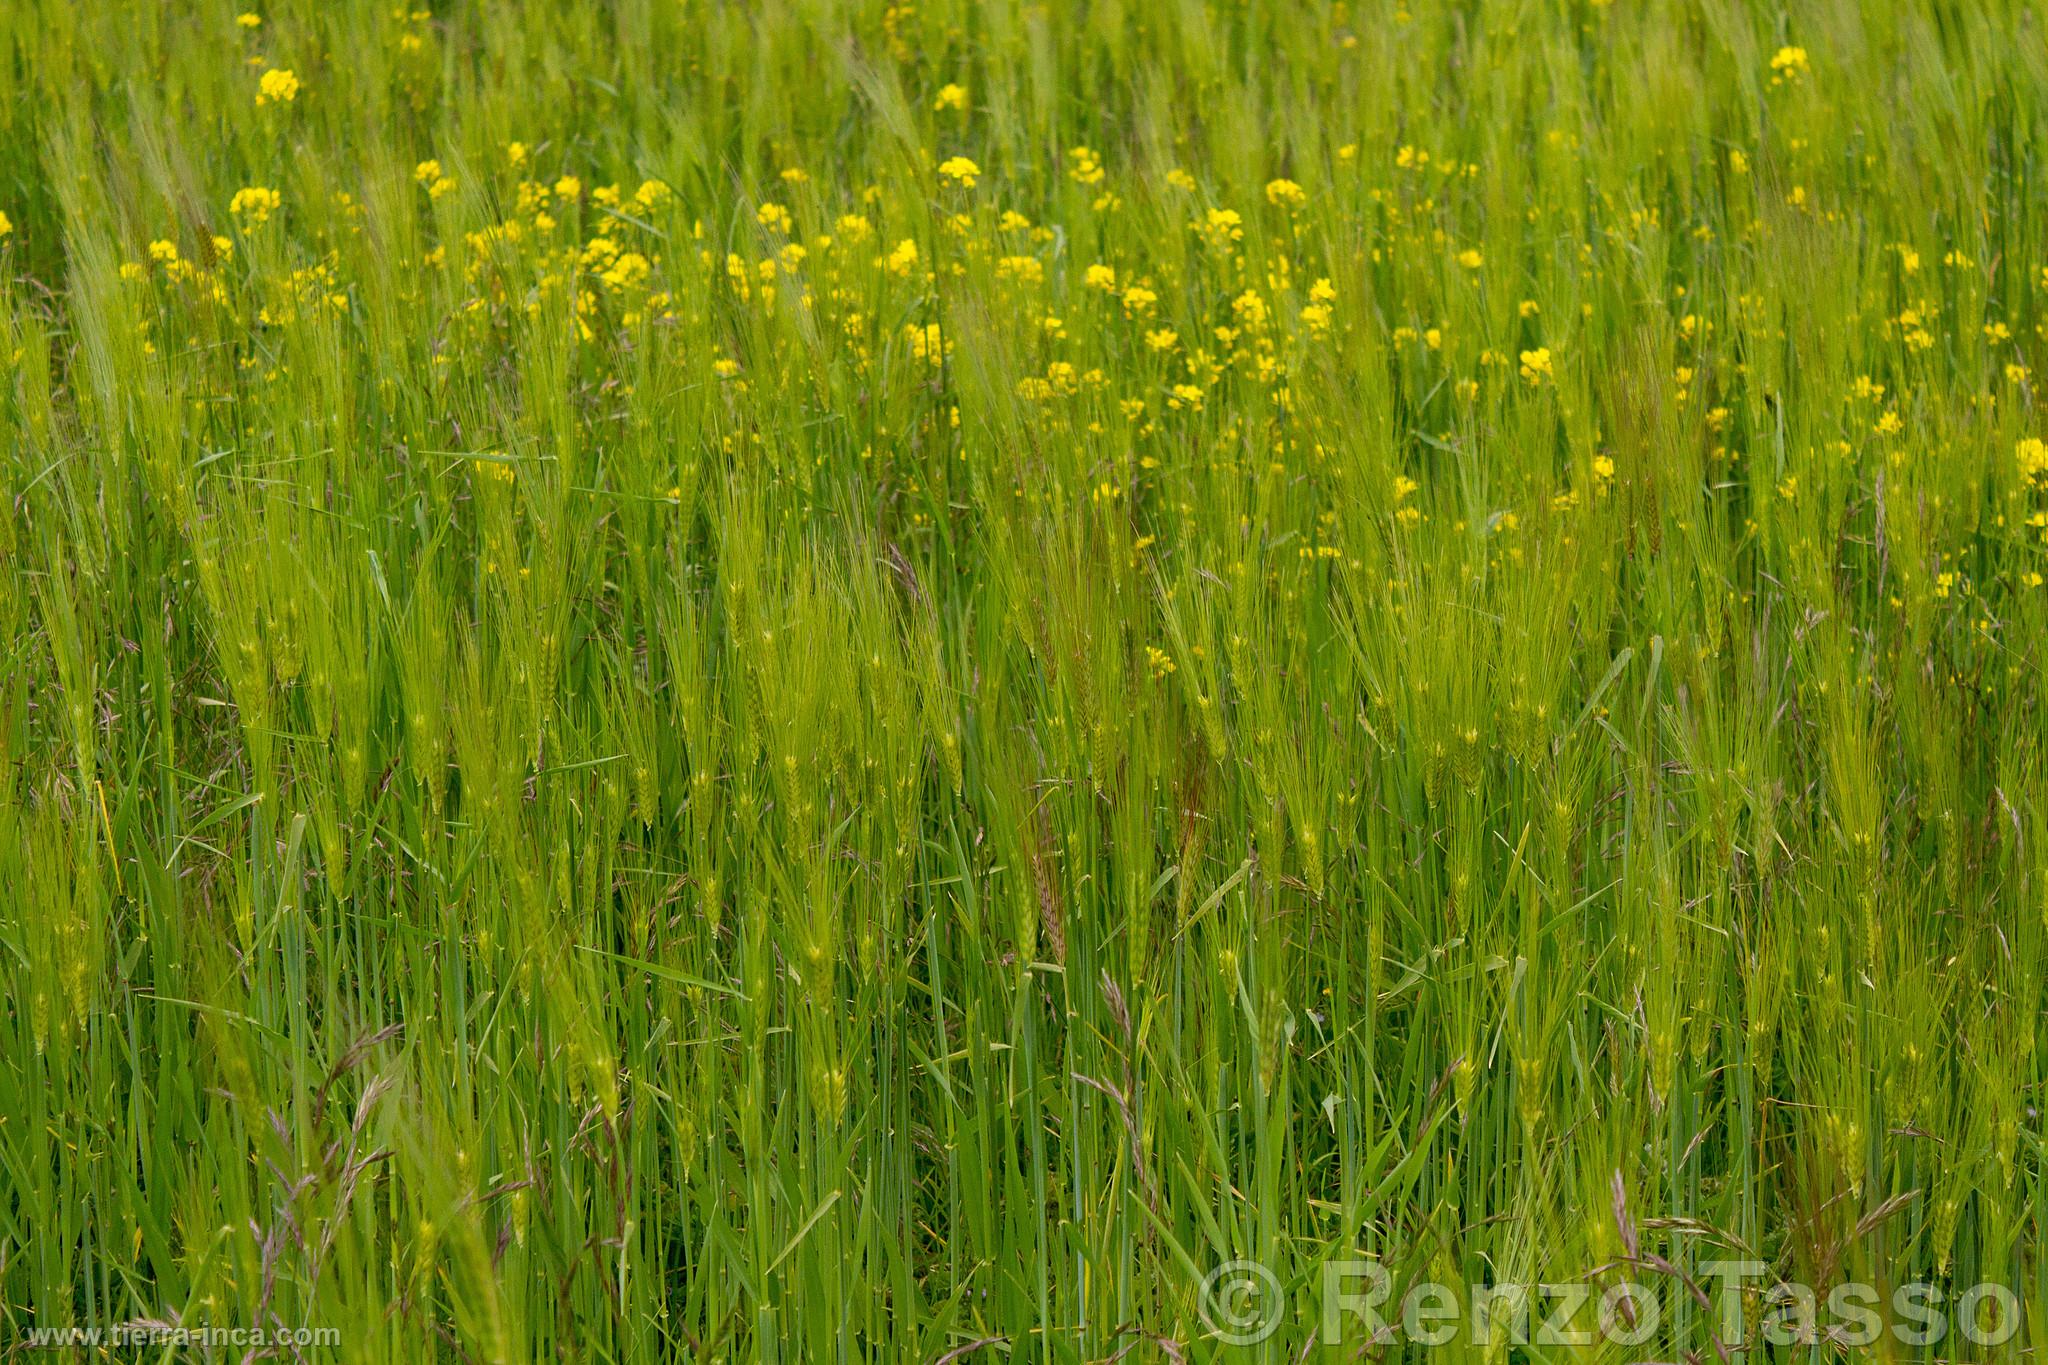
255,67,298,105
230,186,282,224
414,160,457,200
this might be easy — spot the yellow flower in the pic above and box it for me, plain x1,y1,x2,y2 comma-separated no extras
256,67,299,105
2018,437,2048,486
1084,263,1117,291
1165,168,1197,191
554,174,583,201
937,156,981,188
413,161,455,199
1769,46,1810,78
601,252,651,291
236,12,262,28
1457,248,1484,269
1265,178,1306,209
505,141,529,167
1145,328,1179,353
230,186,281,224
756,202,793,233
886,239,920,276
0,210,12,238
1194,207,1244,250
905,321,950,366
1518,347,1553,383
712,357,741,379
933,82,968,112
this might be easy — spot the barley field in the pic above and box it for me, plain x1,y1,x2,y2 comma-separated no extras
2,0,2046,1359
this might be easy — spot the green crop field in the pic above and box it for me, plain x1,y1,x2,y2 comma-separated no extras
2,1,2046,1359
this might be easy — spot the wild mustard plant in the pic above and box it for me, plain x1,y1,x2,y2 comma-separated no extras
1,1,2046,1360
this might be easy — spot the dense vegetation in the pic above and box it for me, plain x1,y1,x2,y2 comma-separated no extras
2,0,2046,1358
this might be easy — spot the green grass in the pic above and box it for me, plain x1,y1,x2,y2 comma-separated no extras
2,0,2046,1359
